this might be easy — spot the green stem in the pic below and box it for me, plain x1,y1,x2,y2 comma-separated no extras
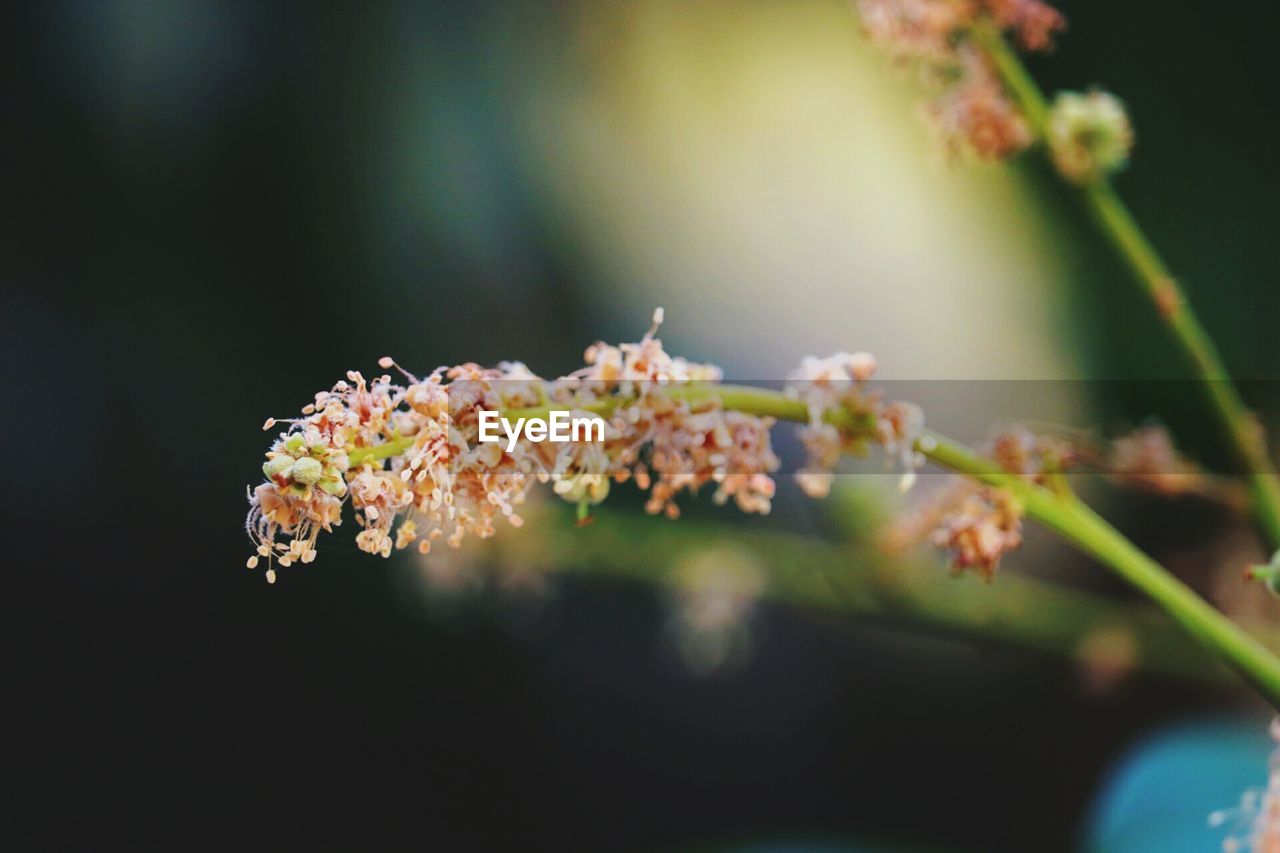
925,431,1280,702
349,436,414,467
507,382,1280,705
1045,498,1280,702
972,20,1280,549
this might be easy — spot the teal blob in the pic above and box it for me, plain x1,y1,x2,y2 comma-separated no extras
1085,717,1272,852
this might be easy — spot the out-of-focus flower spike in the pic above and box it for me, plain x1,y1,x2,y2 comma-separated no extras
854,0,1065,162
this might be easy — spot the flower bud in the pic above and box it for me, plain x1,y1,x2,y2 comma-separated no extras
1047,90,1134,184
290,456,324,485
1248,551,1280,598
262,455,295,480
318,475,347,497
554,473,610,505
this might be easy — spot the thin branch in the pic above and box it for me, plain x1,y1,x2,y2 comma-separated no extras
972,19,1280,549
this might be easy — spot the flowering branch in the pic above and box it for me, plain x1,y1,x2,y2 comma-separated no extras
967,19,1280,548
245,306,1280,709
245,4,1280,710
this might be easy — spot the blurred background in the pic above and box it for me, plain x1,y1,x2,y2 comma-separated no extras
7,1,1280,849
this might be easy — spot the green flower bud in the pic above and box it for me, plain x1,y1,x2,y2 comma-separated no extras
587,476,610,505
263,455,295,480
284,434,308,456
1047,90,1134,184
290,456,324,485
1248,551,1280,598
556,473,610,506
318,475,347,497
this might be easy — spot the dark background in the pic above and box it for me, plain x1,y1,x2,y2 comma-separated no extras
6,1,1280,849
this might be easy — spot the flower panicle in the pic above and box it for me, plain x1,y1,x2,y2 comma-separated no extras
244,312,949,583
244,317,1237,591
854,0,1065,161
249,312,856,581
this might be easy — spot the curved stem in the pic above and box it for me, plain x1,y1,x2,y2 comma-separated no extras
972,21,1280,549
508,382,1280,706
1044,497,1280,703
927,429,1280,704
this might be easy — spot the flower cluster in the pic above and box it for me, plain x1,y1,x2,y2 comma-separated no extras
247,312,789,582
942,425,1080,578
989,424,1078,485
931,487,1024,580
786,351,925,497
1106,424,1202,497
561,311,779,519
882,475,1026,579
1047,89,1134,183
881,425,1075,577
245,370,396,581
885,420,1241,578
855,0,1064,160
